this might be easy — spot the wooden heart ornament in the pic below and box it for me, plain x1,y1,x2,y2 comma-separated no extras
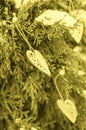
57,99,77,123
35,10,83,43
26,50,51,77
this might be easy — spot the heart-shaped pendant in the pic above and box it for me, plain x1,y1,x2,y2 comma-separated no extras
57,99,77,123
26,50,51,77
35,10,83,43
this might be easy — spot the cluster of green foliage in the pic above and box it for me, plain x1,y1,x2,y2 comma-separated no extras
0,0,86,130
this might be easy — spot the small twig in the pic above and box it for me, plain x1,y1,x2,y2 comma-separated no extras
69,0,74,11
57,1,69,11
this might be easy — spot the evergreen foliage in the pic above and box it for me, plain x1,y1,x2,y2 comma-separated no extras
0,0,86,130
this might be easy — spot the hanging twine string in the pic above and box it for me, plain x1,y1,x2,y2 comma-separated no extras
15,23,34,51
53,75,64,100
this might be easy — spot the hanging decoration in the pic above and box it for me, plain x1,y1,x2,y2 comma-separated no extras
57,99,77,123
26,50,51,77
35,9,83,43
